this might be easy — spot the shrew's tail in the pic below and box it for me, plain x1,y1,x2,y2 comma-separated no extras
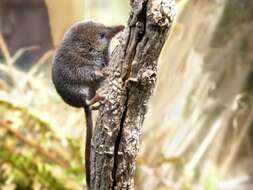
84,104,93,189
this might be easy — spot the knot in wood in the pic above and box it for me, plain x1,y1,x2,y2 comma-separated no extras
136,21,145,34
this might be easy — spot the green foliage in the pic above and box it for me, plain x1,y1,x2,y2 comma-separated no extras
0,100,84,190
0,81,84,189
204,167,218,190
0,149,67,190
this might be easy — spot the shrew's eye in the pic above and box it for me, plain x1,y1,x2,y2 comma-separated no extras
99,32,106,39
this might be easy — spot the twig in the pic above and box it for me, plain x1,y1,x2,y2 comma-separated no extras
0,120,70,168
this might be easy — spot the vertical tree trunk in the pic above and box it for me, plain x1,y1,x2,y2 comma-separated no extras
90,0,176,189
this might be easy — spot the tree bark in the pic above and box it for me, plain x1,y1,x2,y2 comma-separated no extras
90,0,176,189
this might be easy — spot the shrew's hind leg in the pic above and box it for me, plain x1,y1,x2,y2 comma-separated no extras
86,87,107,107
86,93,105,106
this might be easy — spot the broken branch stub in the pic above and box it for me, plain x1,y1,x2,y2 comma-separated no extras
90,0,176,189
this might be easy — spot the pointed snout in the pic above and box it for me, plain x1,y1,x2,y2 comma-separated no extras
107,25,125,38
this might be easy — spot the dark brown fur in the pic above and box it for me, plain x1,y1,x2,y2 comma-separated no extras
52,21,124,189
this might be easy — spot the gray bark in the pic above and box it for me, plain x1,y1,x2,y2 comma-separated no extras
90,0,176,189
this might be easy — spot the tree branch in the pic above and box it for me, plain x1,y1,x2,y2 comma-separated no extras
90,0,176,189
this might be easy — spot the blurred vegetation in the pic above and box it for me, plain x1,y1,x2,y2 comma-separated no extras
0,34,84,190
0,0,253,190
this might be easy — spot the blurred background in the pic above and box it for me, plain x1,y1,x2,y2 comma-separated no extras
0,0,252,190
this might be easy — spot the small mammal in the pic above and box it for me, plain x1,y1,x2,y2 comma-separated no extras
52,21,124,188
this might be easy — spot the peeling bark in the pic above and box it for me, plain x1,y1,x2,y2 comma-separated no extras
89,0,176,189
